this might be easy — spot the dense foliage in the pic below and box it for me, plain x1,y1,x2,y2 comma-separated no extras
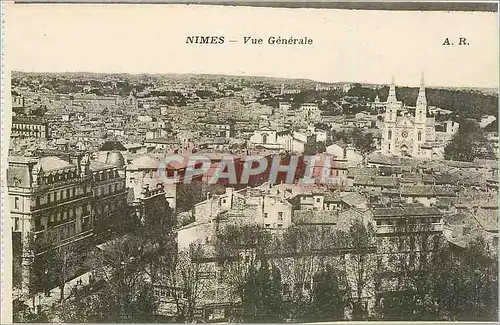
444,119,494,161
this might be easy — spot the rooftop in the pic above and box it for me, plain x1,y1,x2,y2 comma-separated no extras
372,205,442,218
39,156,74,172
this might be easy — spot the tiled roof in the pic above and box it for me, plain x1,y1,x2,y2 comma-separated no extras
292,210,338,225
372,205,442,218
348,167,378,178
39,156,73,172
324,191,343,202
474,209,498,232
127,155,159,170
353,175,399,188
90,161,114,172
367,152,401,166
400,185,457,197
144,137,180,144
473,158,498,170
340,192,368,208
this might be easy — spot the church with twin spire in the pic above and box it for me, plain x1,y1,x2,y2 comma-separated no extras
381,74,438,159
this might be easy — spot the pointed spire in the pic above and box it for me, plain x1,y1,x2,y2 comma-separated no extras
417,72,427,107
387,76,397,104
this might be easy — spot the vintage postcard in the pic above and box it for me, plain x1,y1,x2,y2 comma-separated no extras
1,1,499,323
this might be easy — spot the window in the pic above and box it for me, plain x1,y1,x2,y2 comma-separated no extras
433,236,440,251
388,130,392,140
316,198,321,203
265,224,270,228
278,224,283,228
14,197,19,210
278,212,284,221
222,199,227,204
388,143,391,150
14,218,19,231
422,236,428,251
418,130,422,141
83,217,90,231
398,238,405,251
35,216,42,230
264,213,268,218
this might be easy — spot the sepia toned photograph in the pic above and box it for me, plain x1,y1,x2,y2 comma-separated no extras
1,2,499,323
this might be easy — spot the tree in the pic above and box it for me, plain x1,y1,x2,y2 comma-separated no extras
376,221,443,321
432,238,498,321
241,258,283,322
307,264,348,321
444,119,494,161
215,224,273,309
169,243,214,322
80,234,153,322
349,128,375,156
26,230,90,302
344,220,377,320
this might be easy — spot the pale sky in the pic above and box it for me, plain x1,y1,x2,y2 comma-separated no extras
4,4,499,88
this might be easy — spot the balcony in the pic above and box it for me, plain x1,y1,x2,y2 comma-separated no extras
34,193,93,212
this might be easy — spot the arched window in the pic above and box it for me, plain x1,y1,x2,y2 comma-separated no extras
262,133,268,144
418,130,422,141
14,197,20,210
388,130,392,140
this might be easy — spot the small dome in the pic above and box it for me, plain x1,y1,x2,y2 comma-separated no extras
100,140,127,151
106,150,125,168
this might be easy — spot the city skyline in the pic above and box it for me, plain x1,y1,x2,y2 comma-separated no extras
4,4,499,88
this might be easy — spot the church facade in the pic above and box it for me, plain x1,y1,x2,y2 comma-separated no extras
381,75,439,159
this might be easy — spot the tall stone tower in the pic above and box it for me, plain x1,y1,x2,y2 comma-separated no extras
382,77,399,154
413,73,427,155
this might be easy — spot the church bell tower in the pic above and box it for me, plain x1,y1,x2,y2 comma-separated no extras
415,73,427,124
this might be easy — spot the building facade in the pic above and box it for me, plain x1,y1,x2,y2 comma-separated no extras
380,76,437,158
90,160,129,239
11,117,49,139
8,154,94,294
